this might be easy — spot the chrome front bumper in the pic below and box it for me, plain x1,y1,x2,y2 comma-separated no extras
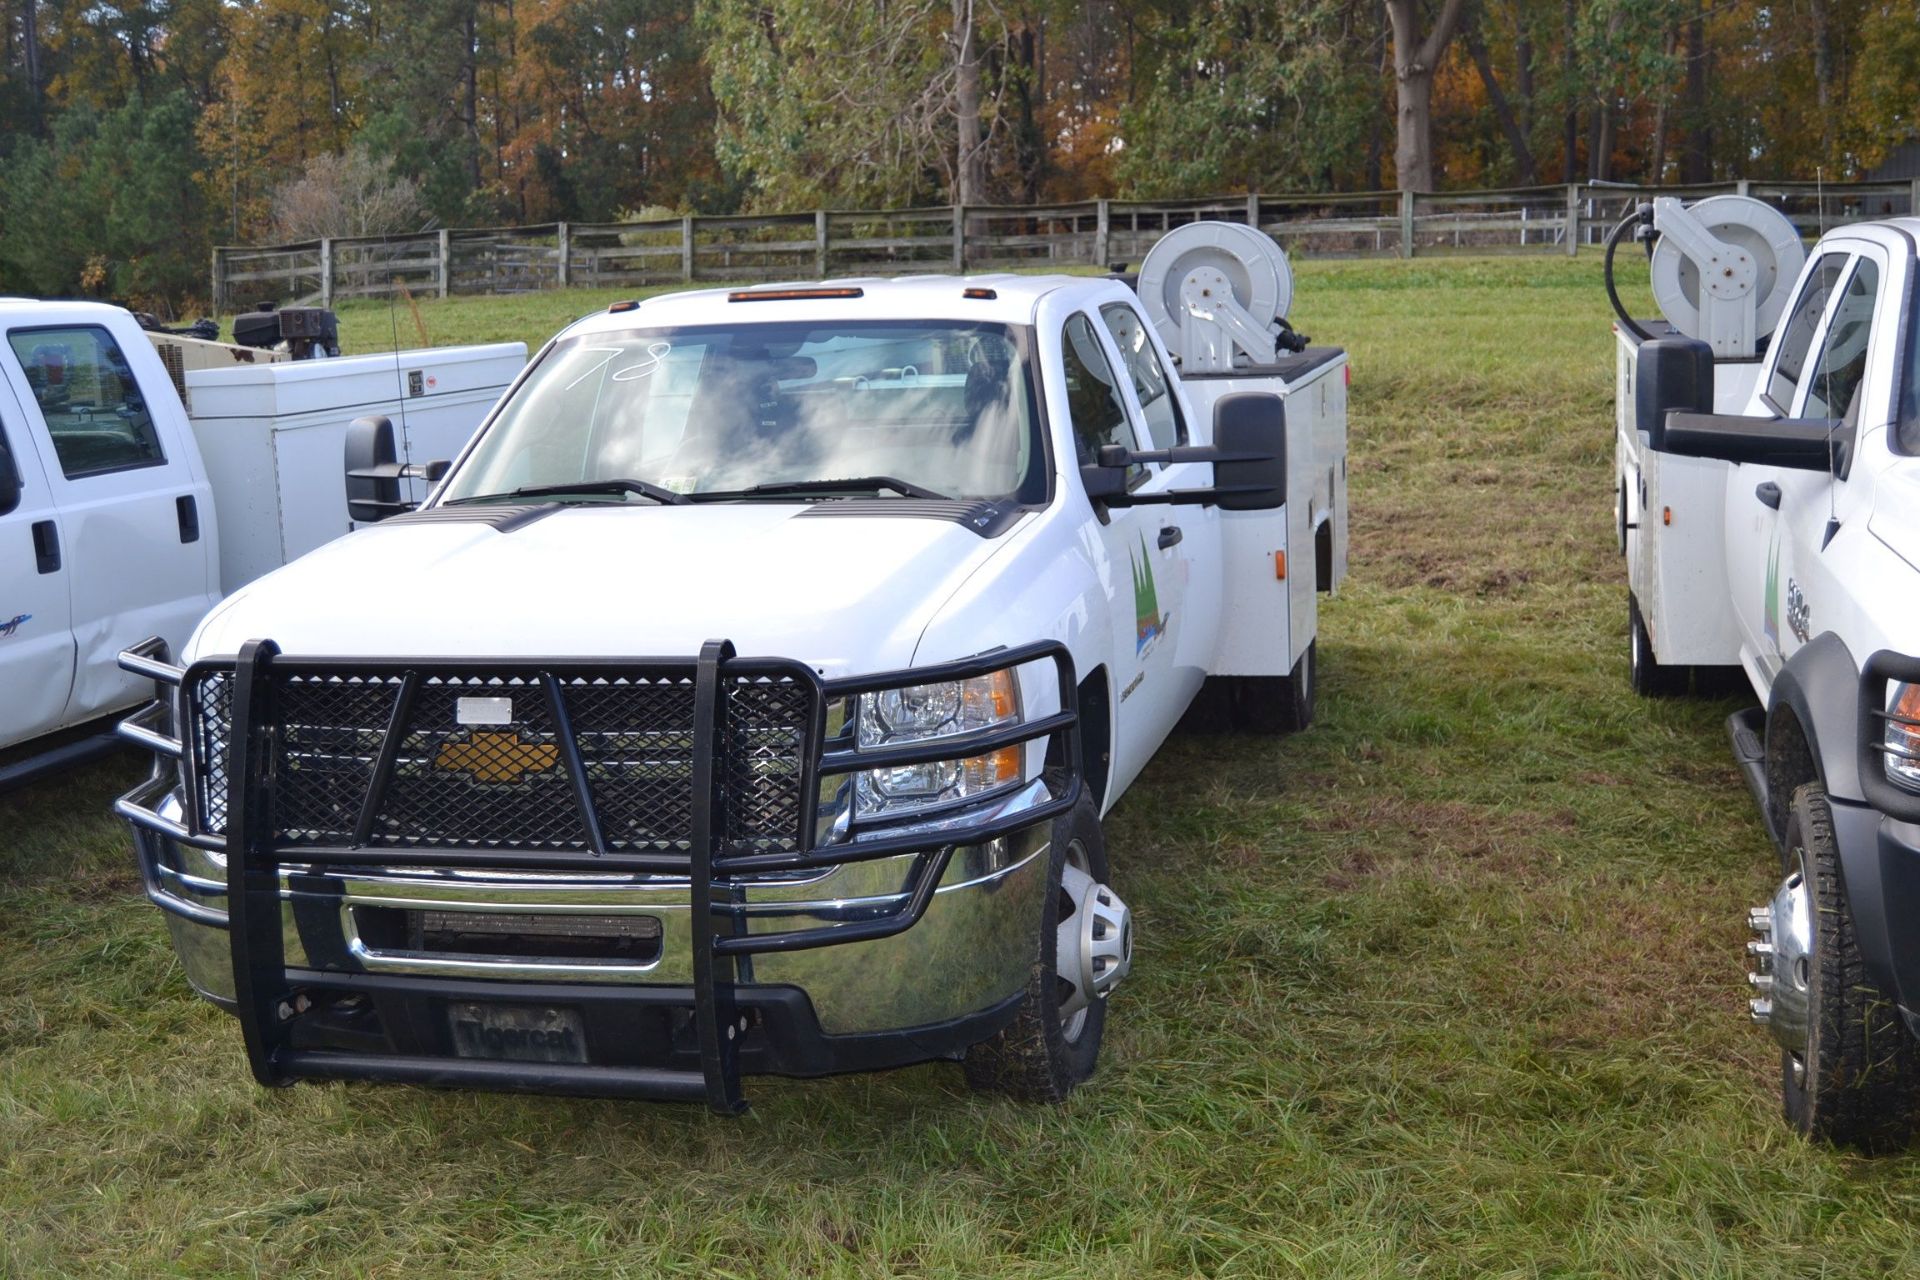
134,789,1052,1034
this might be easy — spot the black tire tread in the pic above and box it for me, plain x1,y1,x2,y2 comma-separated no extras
963,796,1108,1102
1784,783,1920,1151
1629,591,1689,697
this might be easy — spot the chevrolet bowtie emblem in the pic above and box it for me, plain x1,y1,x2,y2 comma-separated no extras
434,730,559,784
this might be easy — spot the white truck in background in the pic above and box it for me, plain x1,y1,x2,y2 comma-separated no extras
111,222,1349,1111
0,298,523,783
1610,199,1920,1150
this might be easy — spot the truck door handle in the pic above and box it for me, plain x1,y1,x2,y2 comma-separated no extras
176,494,200,543
1157,525,1183,549
1755,481,1782,510
31,520,60,574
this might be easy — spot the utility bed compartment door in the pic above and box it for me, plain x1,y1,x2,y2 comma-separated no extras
1183,349,1348,678
1636,448,1742,666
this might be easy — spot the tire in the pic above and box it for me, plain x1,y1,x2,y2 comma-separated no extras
964,793,1120,1102
1628,591,1688,697
1778,783,1920,1150
1230,639,1317,735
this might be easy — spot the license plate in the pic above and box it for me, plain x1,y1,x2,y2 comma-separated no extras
447,1002,587,1064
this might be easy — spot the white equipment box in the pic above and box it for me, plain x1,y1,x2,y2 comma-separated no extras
185,344,524,593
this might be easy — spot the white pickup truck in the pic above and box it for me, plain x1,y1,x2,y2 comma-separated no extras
0,299,522,784
1611,204,1920,1149
113,235,1350,1111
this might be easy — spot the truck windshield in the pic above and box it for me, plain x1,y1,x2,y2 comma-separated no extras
442,320,1043,505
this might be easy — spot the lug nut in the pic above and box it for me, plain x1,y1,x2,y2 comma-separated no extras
1749,907,1772,932
1751,998,1772,1024
1748,940,1773,968
1748,972,1773,994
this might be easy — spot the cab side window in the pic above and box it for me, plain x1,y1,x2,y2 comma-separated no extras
1767,255,1847,411
0,425,19,515
6,326,166,478
1801,258,1879,422
1099,302,1186,449
1060,313,1144,484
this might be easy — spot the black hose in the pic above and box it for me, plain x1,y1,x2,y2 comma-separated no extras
1604,206,1658,344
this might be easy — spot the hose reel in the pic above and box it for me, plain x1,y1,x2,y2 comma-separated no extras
1606,194,1807,360
1137,221,1303,372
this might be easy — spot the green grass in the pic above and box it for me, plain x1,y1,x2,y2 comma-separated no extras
10,253,1920,1276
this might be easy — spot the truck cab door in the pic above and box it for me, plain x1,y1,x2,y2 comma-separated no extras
0,395,76,749
1097,298,1218,708
1056,311,1186,800
1724,250,1851,685
1,321,218,726
1766,246,1887,669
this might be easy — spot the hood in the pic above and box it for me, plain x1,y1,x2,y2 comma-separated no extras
190,502,1024,674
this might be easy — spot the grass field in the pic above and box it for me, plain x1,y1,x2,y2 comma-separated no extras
8,254,1920,1277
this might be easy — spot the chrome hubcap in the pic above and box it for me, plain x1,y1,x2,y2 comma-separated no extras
1056,842,1132,1042
1749,854,1813,1064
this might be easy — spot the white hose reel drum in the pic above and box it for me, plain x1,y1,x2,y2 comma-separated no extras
1649,195,1806,360
1138,221,1295,372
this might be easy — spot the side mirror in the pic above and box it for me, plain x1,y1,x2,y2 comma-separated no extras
345,415,452,524
1079,455,1129,504
1662,412,1851,472
1208,393,1287,511
1634,337,1713,450
1076,393,1289,511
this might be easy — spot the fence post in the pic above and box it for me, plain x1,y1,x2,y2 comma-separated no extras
952,205,966,271
815,210,829,278
1094,199,1110,269
556,222,570,289
210,248,224,314
318,238,333,309
1911,178,1920,218
1399,190,1415,259
1245,192,1260,229
437,229,450,298
682,215,695,282
1565,184,1580,257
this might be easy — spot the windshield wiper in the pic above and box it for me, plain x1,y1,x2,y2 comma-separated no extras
445,478,691,507
710,476,949,501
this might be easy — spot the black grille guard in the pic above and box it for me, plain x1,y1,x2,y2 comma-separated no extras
112,635,1082,1113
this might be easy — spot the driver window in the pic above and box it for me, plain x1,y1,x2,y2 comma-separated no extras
1767,255,1847,411
5,326,165,478
1801,258,1879,422
1060,313,1145,486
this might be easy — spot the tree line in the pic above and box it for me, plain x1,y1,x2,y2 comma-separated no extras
2,0,1914,308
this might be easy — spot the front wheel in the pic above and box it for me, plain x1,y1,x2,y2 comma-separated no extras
964,794,1132,1102
1753,783,1920,1150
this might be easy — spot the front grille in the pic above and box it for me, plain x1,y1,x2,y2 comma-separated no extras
181,666,813,856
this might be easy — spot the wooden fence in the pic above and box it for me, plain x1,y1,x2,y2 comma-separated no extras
212,179,1920,312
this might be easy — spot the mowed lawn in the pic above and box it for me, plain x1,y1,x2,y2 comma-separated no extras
8,254,1920,1277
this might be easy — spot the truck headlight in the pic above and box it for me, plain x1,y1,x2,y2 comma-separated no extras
854,668,1022,816
1886,682,1920,792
